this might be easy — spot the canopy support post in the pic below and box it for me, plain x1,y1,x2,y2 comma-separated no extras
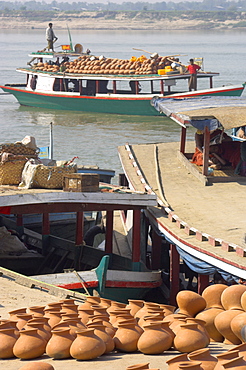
169,243,180,306
202,126,210,176
180,126,186,154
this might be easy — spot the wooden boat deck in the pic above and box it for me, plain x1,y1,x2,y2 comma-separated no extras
118,141,246,279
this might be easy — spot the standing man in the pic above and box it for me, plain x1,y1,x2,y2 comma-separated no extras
186,58,201,91
46,23,58,52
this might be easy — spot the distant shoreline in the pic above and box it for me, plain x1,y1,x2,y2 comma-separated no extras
1,12,245,30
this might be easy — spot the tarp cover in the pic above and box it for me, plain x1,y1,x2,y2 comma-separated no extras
152,96,246,131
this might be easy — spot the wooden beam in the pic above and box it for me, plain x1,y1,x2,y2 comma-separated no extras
76,211,84,246
105,210,113,253
132,209,141,263
151,228,162,270
197,274,209,295
202,125,210,176
169,243,180,306
180,126,186,154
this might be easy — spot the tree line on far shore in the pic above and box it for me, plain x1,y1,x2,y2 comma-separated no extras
1,0,246,12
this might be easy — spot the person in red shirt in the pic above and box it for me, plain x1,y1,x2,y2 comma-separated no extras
186,58,201,91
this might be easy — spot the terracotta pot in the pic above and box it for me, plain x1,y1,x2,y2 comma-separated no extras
8,308,27,320
114,320,141,352
219,355,246,369
100,298,111,308
196,307,224,342
134,302,160,321
52,319,83,338
188,348,218,370
70,328,106,360
0,320,19,338
176,290,206,317
60,303,78,315
178,361,203,369
23,320,51,342
202,284,228,309
28,305,45,317
228,343,246,360
90,316,116,338
126,300,145,317
18,362,55,370
174,323,209,353
166,353,189,369
214,309,242,345
221,285,246,310
46,310,62,328
15,314,33,330
214,350,239,369
32,316,51,333
60,313,79,321
0,327,18,358
79,296,101,310
13,328,46,359
241,291,246,311
185,318,210,344
45,302,62,310
46,328,74,359
230,311,246,342
78,307,94,325
110,308,132,326
159,304,176,317
87,321,115,353
59,298,76,305
140,313,165,329
91,304,110,318
137,322,173,354
126,363,150,370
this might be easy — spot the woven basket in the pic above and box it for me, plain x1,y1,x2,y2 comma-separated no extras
0,143,38,156
0,160,27,185
32,164,76,189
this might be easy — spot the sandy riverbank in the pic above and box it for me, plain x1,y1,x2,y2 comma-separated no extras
0,13,242,30
0,274,234,370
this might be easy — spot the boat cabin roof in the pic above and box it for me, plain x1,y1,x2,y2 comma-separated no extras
152,96,246,131
18,67,218,82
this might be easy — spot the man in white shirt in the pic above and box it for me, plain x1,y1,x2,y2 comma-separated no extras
46,23,58,52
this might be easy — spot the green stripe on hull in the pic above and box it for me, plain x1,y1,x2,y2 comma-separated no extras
3,88,159,116
2,86,244,115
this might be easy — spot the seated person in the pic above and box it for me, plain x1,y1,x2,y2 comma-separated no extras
30,75,37,90
232,126,246,140
209,141,246,176
191,128,232,166
129,81,141,94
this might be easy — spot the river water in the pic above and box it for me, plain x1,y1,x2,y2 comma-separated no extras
0,29,245,182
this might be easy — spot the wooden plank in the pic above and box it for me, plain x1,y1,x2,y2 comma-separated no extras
0,266,88,301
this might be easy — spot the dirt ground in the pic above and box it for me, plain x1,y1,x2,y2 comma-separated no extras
0,275,234,370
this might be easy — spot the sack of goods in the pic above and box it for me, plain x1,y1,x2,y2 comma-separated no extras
19,159,77,189
0,137,39,185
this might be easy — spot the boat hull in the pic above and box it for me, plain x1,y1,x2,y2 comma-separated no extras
1,84,245,116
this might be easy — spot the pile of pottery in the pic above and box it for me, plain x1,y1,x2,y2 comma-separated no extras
1,284,246,367
34,54,171,75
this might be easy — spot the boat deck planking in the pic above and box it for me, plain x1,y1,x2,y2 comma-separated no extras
118,141,246,278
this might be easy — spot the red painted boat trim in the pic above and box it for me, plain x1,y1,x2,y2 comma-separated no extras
57,281,98,289
56,279,161,290
147,210,246,272
2,85,244,102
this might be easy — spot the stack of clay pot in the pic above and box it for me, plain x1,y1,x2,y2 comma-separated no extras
196,284,246,345
3,285,246,366
34,54,173,76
